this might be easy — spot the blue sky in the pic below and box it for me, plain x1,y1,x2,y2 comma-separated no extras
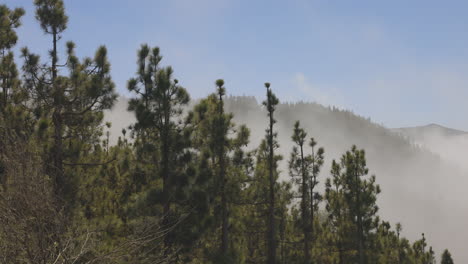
5,0,468,130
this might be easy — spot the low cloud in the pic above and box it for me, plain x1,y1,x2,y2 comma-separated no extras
293,72,345,108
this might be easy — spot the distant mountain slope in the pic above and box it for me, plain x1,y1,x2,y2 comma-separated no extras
395,123,468,137
105,96,468,262
393,124,468,170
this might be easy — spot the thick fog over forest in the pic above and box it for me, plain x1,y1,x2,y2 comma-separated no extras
393,124,468,171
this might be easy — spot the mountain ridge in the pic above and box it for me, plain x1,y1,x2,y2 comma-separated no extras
393,123,468,137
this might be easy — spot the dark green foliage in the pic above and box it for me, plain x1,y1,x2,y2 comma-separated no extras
34,0,68,34
240,138,291,263
289,121,325,263
186,80,252,263
0,5,24,50
19,0,117,205
441,249,454,264
0,5,26,122
411,233,436,264
324,146,381,264
126,44,217,261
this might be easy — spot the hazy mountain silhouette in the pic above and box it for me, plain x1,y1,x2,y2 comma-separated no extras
393,124,468,171
395,123,468,137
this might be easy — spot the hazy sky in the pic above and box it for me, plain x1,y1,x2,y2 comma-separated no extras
5,0,468,130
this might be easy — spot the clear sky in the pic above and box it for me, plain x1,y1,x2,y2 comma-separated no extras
5,0,468,130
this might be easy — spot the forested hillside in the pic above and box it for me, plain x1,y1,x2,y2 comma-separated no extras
0,1,459,263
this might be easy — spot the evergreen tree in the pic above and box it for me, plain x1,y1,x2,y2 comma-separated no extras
371,220,397,263
0,4,25,187
127,44,204,260
325,146,381,263
187,79,251,262
412,233,436,264
289,121,312,262
263,82,279,264
289,121,325,263
21,0,116,202
308,136,324,259
325,159,354,263
242,138,284,263
242,140,272,263
0,5,24,112
441,249,454,264
215,79,229,256
342,146,380,263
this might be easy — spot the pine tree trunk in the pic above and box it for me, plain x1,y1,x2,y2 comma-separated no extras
221,187,228,253
300,145,311,263
162,107,172,259
310,187,314,263
267,106,276,264
310,153,317,264
50,28,66,262
162,144,171,257
355,168,364,264
53,110,63,194
219,93,229,255
51,30,64,199
1,81,7,111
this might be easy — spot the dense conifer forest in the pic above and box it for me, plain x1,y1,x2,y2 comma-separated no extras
0,1,455,263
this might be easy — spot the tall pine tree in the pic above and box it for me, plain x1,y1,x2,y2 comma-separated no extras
263,82,279,264
342,146,380,263
188,80,252,262
127,44,200,260
289,121,312,262
289,121,324,263
21,0,116,202
0,5,24,113
441,249,454,264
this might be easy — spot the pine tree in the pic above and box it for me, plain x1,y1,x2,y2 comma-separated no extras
127,44,193,258
342,146,380,263
324,146,380,263
396,222,403,264
21,0,116,201
308,137,324,259
263,82,279,264
242,140,271,263
289,121,312,262
212,80,250,261
325,159,353,263
214,79,229,255
289,121,324,263
412,233,436,264
242,138,283,263
441,249,454,264
0,4,25,187
188,80,251,262
0,5,24,112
